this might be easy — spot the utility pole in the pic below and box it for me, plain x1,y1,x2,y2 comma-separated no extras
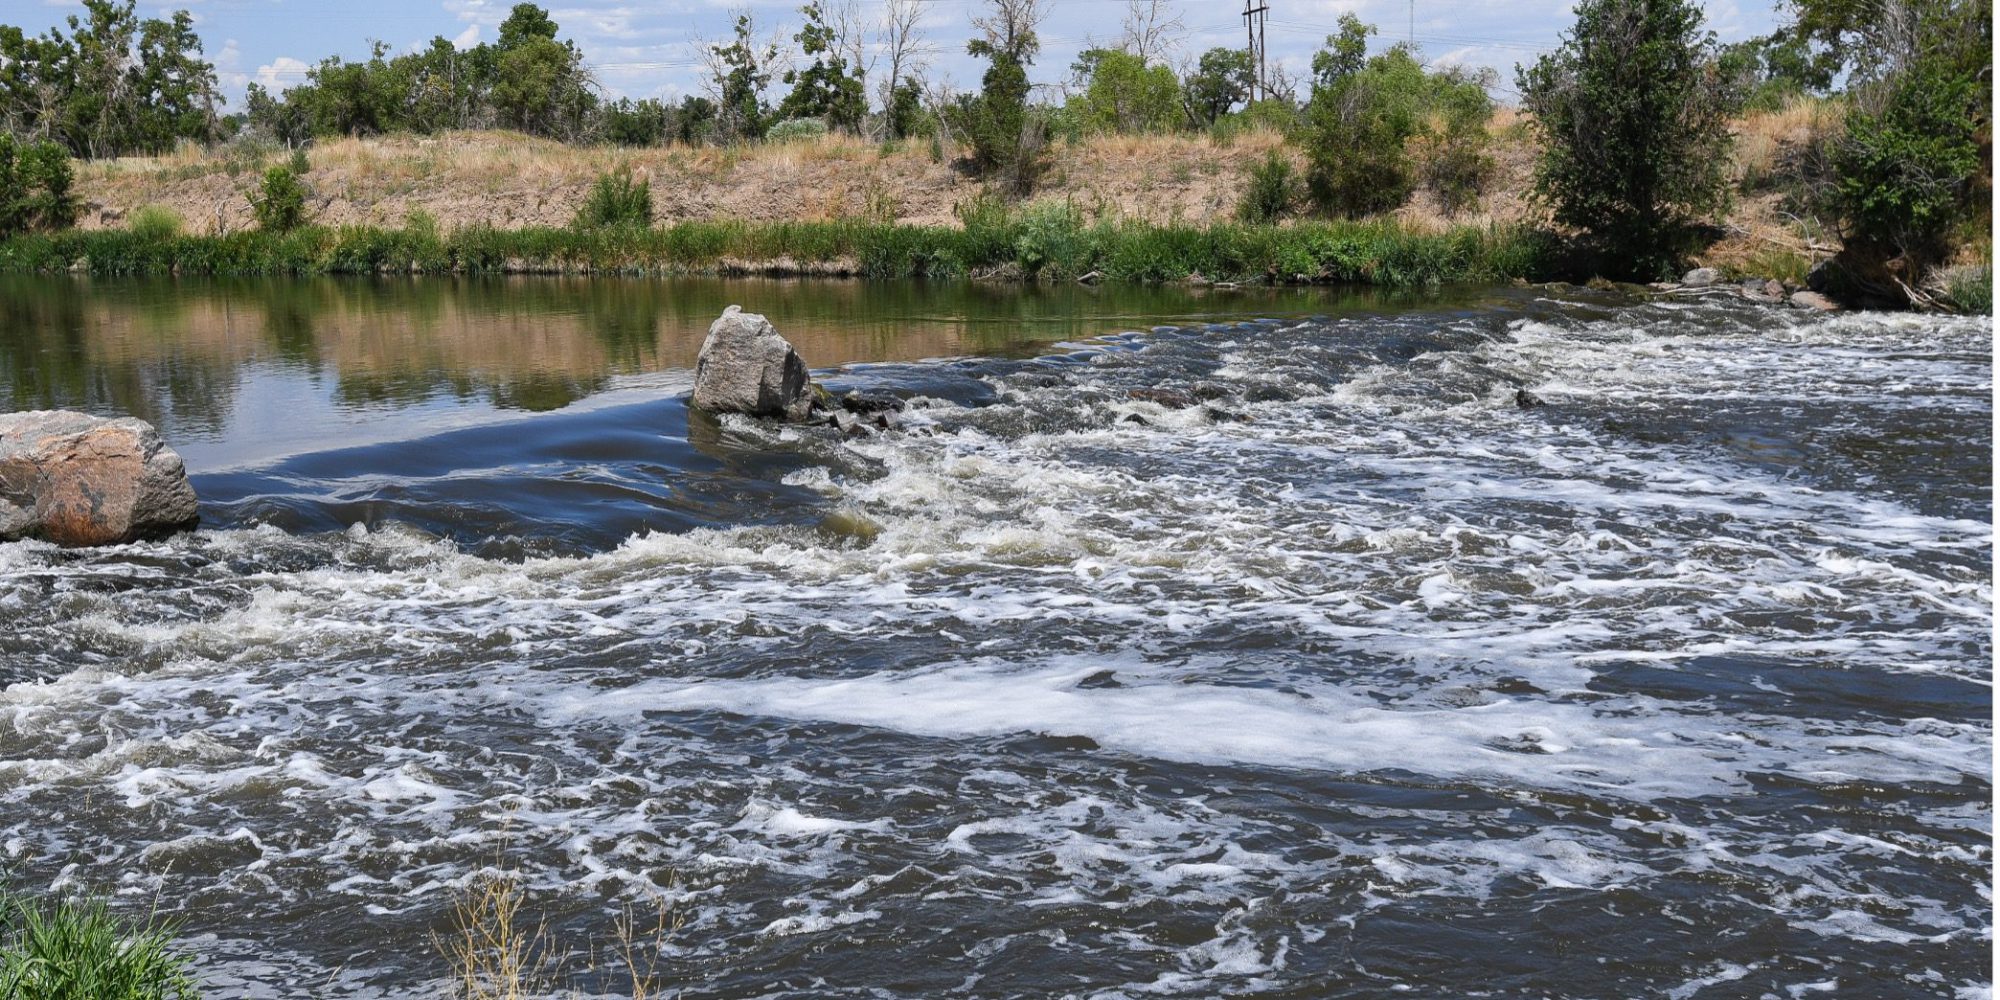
1242,0,1269,102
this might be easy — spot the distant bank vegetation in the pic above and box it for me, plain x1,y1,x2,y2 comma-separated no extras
0,0,1990,307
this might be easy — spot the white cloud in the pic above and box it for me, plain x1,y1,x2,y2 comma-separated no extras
453,23,480,48
255,56,311,90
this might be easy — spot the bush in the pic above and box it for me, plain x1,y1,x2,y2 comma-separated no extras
1827,57,1985,299
248,165,309,232
0,885,199,1000
1237,151,1300,224
0,135,79,237
1517,0,1738,278
573,168,652,229
129,205,184,240
1415,68,1496,215
765,117,830,143
1298,46,1429,218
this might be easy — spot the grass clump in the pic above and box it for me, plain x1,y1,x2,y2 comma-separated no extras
0,883,199,1000
574,168,652,230
127,205,184,241
1936,264,1991,316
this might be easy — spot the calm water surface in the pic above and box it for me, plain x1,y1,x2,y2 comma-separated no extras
0,275,1989,998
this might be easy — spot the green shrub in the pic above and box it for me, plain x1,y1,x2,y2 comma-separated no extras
287,147,310,175
1829,58,1984,296
1297,46,1429,218
1517,0,1737,278
573,168,652,229
0,885,199,1000
764,117,829,143
1415,68,1497,215
1237,151,1300,224
248,165,309,233
1012,199,1091,279
128,205,184,240
0,135,80,237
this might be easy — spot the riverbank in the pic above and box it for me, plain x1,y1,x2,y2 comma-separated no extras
0,214,1550,286
56,104,1862,280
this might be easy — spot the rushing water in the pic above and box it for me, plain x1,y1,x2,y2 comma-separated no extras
0,276,1989,999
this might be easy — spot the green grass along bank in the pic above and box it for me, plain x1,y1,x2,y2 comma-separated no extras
0,215,1553,287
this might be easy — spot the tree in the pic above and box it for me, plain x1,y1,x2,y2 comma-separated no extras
1517,0,1739,277
1298,43,1429,217
1816,0,1990,303
877,0,933,124
1311,14,1373,94
0,1,220,158
493,35,592,137
953,0,1050,191
885,77,928,139
778,2,867,131
1120,0,1185,64
1068,48,1180,134
497,4,560,50
1183,47,1254,126
302,42,408,137
706,13,778,141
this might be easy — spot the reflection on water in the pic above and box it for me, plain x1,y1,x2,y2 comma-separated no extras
0,274,1434,469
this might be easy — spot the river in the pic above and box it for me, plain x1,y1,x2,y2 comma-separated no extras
0,275,1989,998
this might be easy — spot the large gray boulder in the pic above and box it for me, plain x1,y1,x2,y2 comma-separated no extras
691,306,814,421
0,411,199,546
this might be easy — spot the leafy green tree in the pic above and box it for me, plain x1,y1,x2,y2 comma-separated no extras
778,2,867,132
674,96,719,144
710,14,777,141
953,0,1050,192
0,1,218,157
1415,66,1496,214
244,83,312,147
1717,30,1834,110
1517,0,1739,276
1298,43,1428,217
1068,48,1181,134
1817,0,1990,301
494,36,592,137
603,98,668,146
885,77,927,140
497,3,560,50
1183,47,1254,127
1311,14,1374,94
302,42,409,137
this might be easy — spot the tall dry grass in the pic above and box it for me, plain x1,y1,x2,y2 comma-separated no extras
435,865,685,1000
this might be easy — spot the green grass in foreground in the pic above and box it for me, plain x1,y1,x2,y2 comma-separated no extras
0,210,1554,286
0,883,198,1000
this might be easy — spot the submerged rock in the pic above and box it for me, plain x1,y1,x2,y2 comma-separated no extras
838,390,905,416
1515,388,1546,409
0,410,198,546
1127,388,1198,409
1789,290,1841,312
691,306,814,421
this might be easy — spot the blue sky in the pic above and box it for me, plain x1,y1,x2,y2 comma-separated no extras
6,0,1785,108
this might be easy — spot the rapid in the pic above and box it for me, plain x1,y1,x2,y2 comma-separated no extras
0,279,1989,998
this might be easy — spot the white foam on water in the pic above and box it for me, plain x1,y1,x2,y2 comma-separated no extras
0,299,1987,996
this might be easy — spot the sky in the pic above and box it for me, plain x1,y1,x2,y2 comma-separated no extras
4,0,1787,109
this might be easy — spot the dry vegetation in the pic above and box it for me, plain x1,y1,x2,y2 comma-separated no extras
73,103,1846,281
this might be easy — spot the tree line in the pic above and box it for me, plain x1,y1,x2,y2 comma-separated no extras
0,0,1988,302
